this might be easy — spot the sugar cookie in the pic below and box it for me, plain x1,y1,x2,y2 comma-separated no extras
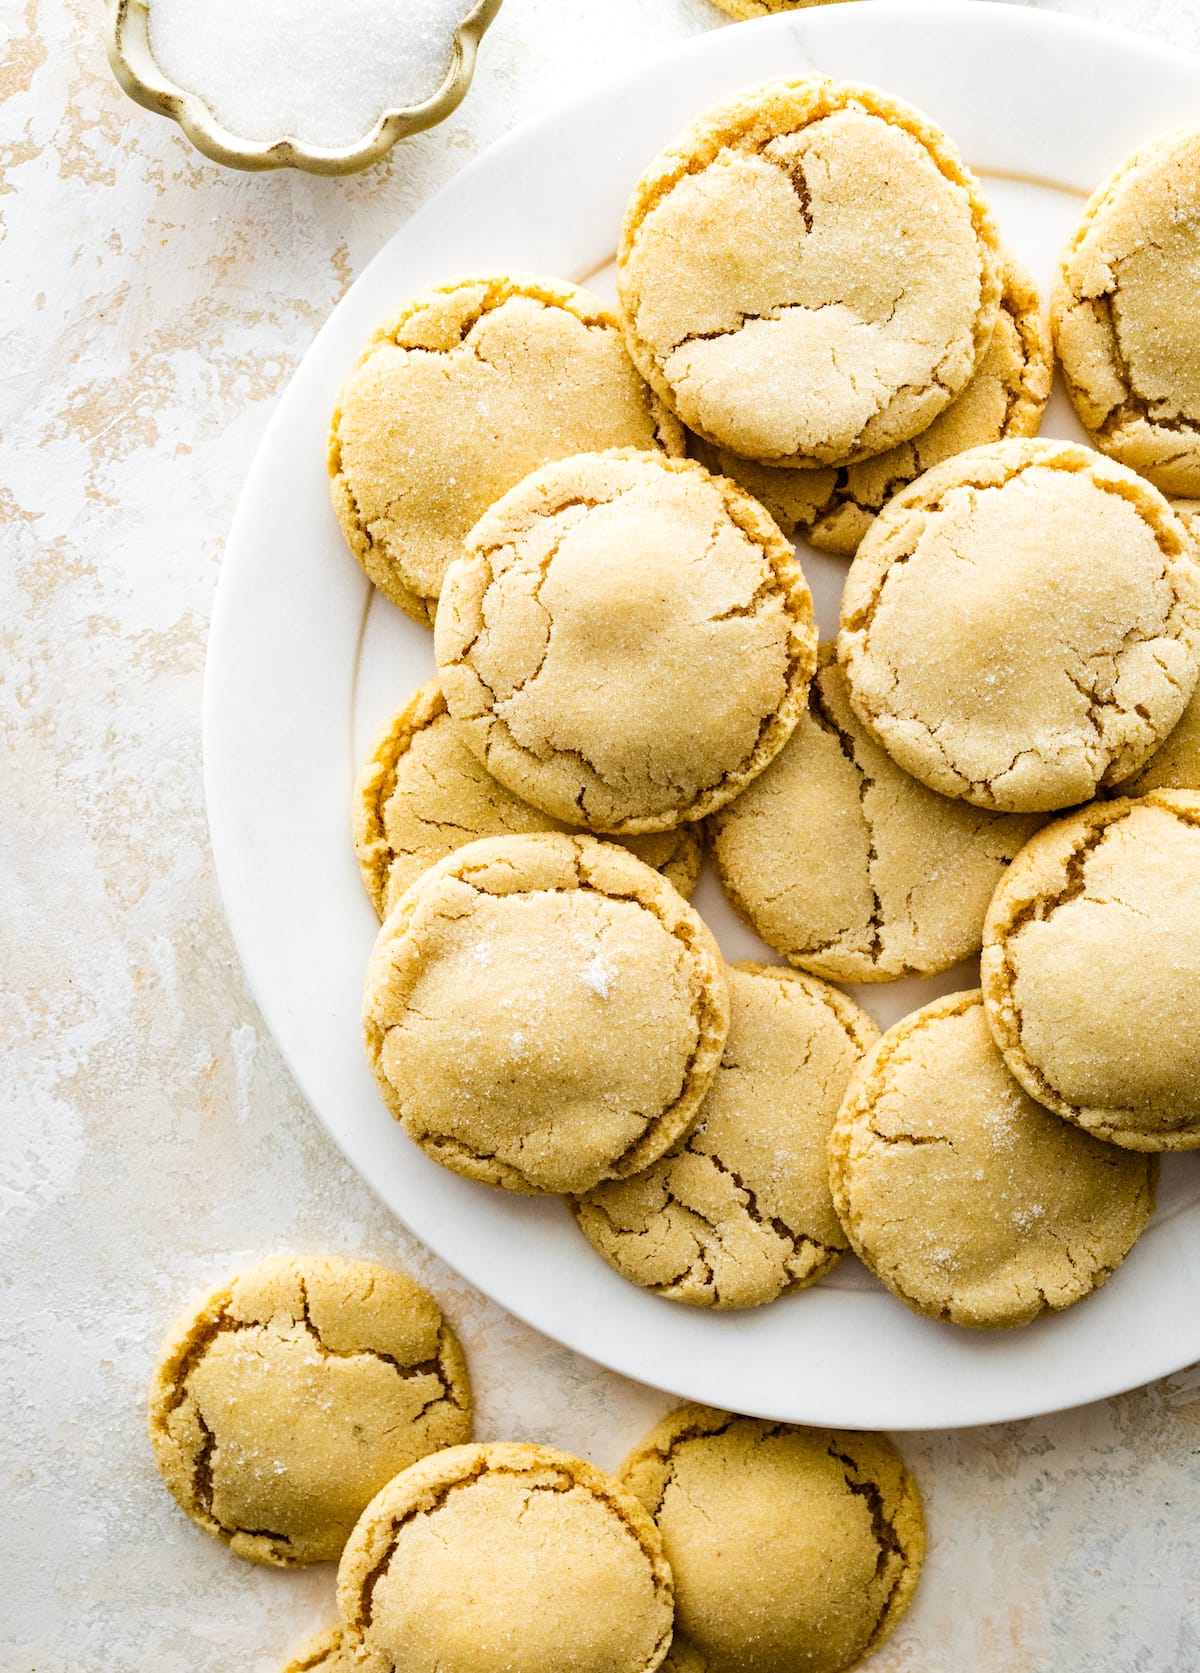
337,1442,674,1673
363,833,729,1194
149,1255,471,1565
829,992,1156,1325
1053,129,1200,497
435,450,815,834
619,1406,925,1673
617,77,1001,467
839,438,1200,811
982,793,1200,1149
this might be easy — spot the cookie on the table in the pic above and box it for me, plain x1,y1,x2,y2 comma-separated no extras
148,1255,471,1566
354,680,702,917
1053,129,1200,498
337,1443,674,1673
363,832,729,1195
281,1626,351,1672
982,792,1200,1150
573,962,877,1308
617,77,1002,467
435,450,816,833
709,647,1045,982
619,1406,925,1673
695,249,1052,557
329,274,683,623
838,438,1200,811
829,992,1157,1327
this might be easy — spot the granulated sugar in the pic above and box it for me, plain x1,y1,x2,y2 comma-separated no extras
148,0,478,148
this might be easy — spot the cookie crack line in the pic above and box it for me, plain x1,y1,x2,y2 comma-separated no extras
1078,273,1200,435
191,1409,295,1552
825,1441,912,1648
456,497,605,709
867,1126,954,1149
809,673,885,961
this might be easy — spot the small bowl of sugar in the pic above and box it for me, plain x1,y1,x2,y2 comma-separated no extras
105,0,504,174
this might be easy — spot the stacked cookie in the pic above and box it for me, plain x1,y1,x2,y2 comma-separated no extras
333,79,1200,1342
148,1257,927,1673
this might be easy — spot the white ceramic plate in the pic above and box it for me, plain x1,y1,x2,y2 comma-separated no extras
205,0,1200,1429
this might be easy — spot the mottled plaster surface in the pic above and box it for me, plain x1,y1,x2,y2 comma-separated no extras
3,1,1200,1669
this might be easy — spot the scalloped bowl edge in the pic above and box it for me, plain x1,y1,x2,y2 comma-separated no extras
104,0,505,174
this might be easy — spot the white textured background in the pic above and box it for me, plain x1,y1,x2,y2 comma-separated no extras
4,2,1200,1669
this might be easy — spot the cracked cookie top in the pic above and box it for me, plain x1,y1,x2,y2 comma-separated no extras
328,274,683,624
1053,129,1200,499
362,832,730,1195
434,450,816,833
618,1405,926,1673
572,962,875,1309
709,649,1045,982
337,1442,674,1673
148,1254,471,1566
829,992,1157,1328
353,678,702,918
982,792,1200,1149
694,248,1052,558
281,1625,352,1672
838,437,1200,812
616,77,1002,469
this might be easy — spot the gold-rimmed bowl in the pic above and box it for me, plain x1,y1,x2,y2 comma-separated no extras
104,0,504,175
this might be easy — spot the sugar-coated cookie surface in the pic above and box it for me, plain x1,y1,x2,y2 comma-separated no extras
435,450,816,833
619,1406,925,1673
829,993,1157,1327
148,1255,471,1566
573,963,877,1308
695,249,1052,557
983,792,1200,1149
281,1626,352,1673
839,438,1200,811
354,680,701,918
617,77,1001,468
329,274,682,623
363,832,729,1195
337,1443,674,1673
1053,129,1200,498
710,647,1045,981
